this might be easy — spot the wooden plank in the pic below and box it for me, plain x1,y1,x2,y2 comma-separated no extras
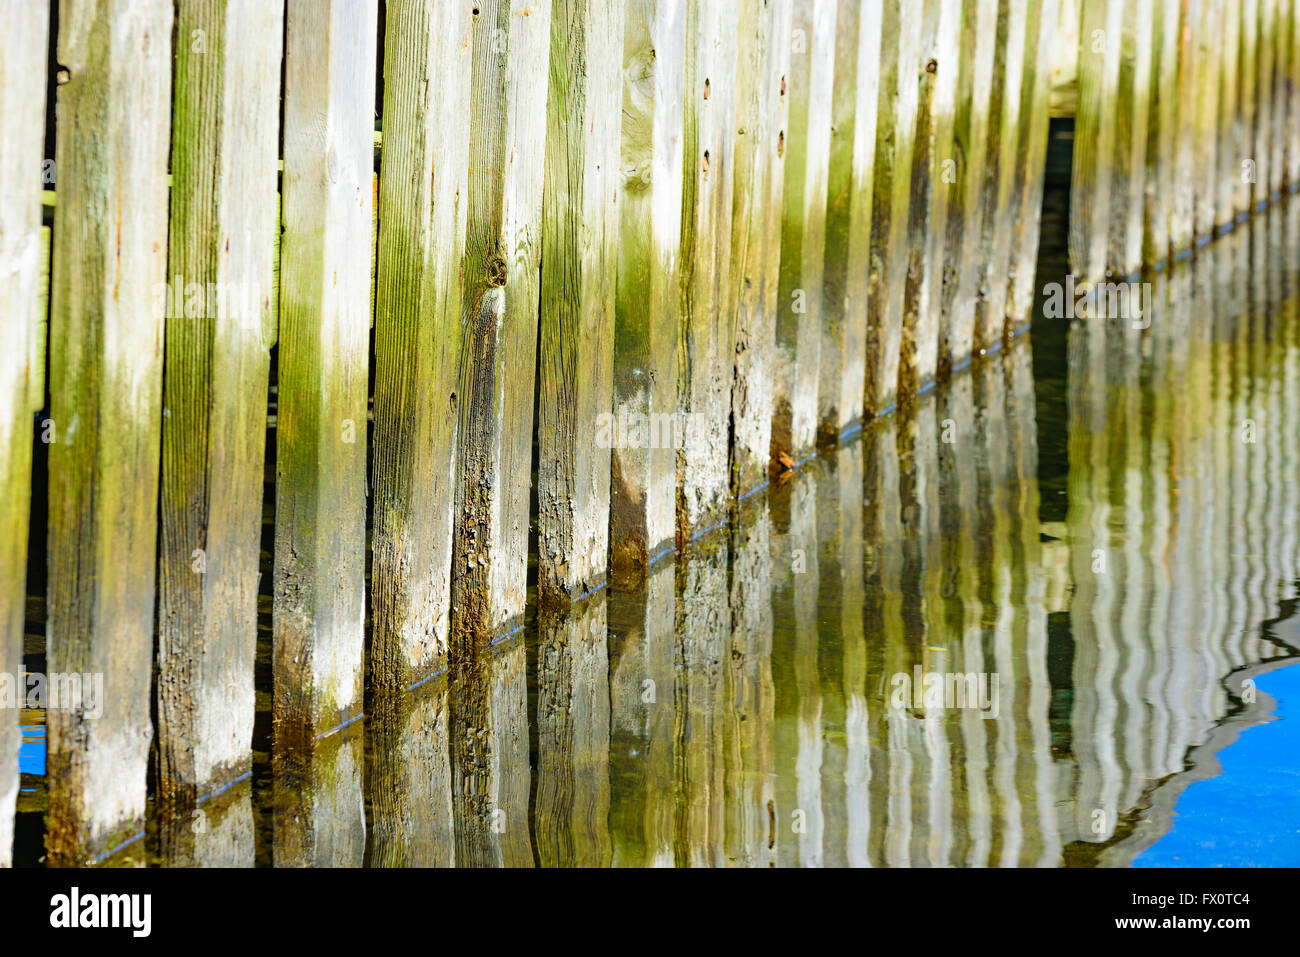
1288,0,1300,188
1069,0,1124,280
611,0,685,580
772,0,835,464
272,724,365,866
157,0,282,808
1194,0,1222,238
1007,0,1061,322
819,0,881,438
44,0,172,865
1145,0,1181,262
1238,0,1261,216
677,0,738,539
975,0,1027,342
274,0,377,733
0,0,48,870
1267,0,1288,196
370,0,467,691
729,0,793,493
866,0,922,415
939,0,997,373
1107,0,1153,275
900,0,959,395
1218,0,1245,225
1254,0,1277,206
451,0,552,650
537,0,624,602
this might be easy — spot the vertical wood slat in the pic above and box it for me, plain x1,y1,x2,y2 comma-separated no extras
1145,0,1180,262
537,0,625,602
976,0,1027,341
45,0,173,864
1069,0,1124,280
1007,0,1061,322
1254,0,1276,205
275,0,377,732
0,0,49,869
1194,0,1223,238
451,0,552,648
772,0,835,464
866,0,922,416
678,0,738,538
611,0,685,579
157,0,283,808
900,0,959,395
1107,0,1153,276
729,0,793,493
819,0,880,438
940,0,997,373
370,0,469,691
1287,0,1300,188
1218,0,1244,226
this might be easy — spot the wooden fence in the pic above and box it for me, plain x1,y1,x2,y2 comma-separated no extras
0,0,1297,864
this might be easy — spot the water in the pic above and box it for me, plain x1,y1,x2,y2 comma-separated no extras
12,186,1300,866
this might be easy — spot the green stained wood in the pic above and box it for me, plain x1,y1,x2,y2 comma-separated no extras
1008,0,1060,322
158,0,282,808
1194,0,1223,237
867,0,921,415
451,0,552,650
1069,0,1123,280
0,0,48,869
820,0,881,438
1219,0,1245,224
1107,0,1153,275
370,0,469,692
1237,0,1261,216
45,0,172,864
1254,0,1277,204
976,0,1027,339
1145,0,1181,262
730,0,792,493
275,0,376,733
537,0,625,602
902,0,959,394
611,0,685,581
940,0,997,372
1262,0,1286,197
678,0,738,538
773,0,835,462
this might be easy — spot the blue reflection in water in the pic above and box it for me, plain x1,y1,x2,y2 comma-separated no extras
19,725,45,777
1136,663,1300,867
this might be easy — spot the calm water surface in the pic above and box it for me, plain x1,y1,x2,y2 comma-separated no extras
13,189,1300,866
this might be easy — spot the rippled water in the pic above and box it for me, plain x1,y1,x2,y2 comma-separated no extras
13,187,1300,866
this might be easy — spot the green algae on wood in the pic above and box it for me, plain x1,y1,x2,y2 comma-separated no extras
1068,0,1123,280
275,0,377,734
677,0,739,539
1193,0,1223,238
158,0,282,809
45,0,172,865
819,0,881,438
866,0,921,415
773,0,835,462
939,0,997,373
1106,0,1152,275
1144,0,1181,263
537,0,625,603
1218,0,1245,225
611,0,685,581
370,0,470,692
0,0,48,869
729,0,792,493
451,0,552,652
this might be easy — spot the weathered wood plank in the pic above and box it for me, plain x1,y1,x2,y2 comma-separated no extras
1218,0,1245,225
1194,0,1223,238
1254,0,1277,205
772,0,834,464
866,0,921,414
0,0,49,870
900,0,959,394
677,0,738,538
537,0,625,602
819,0,880,437
157,0,282,808
275,0,377,733
1008,0,1060,322
1145,0,1180,262
1107,0,1153,275
1287,0,1300,188
939,0,997,372
1069,0,1123,279
976,0,1027,340
729,0,792,492
611,0,685,580
45,0,173,864
451,0,551,650
370,0,468,692
1238,0,1261,216
1266,0,1288,196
